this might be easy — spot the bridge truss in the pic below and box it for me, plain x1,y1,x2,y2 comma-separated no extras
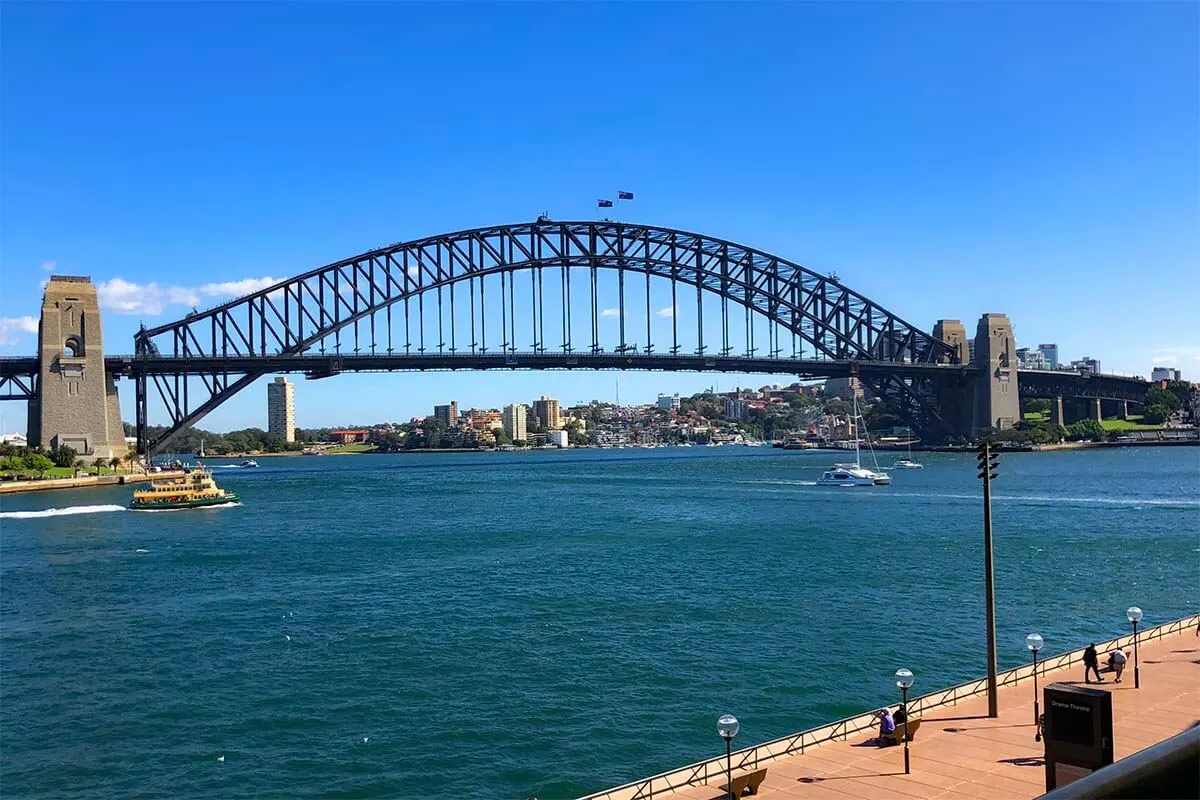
134,219,959,454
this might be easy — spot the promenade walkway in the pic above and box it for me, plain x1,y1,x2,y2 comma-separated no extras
669,627,1199,800
581,617,1200,800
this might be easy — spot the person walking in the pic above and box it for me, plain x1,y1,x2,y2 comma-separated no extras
1083,643,1103,683
1108,648,1128,682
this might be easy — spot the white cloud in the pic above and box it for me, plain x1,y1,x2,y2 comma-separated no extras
1151,355,1176,365
40,260,56,273
0,315,39,346
656,305,677,318
96,276,281,316
601,307,620,317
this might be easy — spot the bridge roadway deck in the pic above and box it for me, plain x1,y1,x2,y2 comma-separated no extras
596,625,1199,800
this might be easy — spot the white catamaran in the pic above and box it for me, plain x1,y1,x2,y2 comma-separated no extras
817,395,892,487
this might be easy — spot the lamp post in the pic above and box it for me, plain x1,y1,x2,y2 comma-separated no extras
1026,634,1043,742
1127,607,1143,689
895,668,914,774
717,714,739,800
976,441,1000,717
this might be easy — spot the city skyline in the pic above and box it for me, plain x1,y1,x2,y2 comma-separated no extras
2,3,1196,432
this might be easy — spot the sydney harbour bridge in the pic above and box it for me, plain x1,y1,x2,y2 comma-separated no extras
0,219,1149,456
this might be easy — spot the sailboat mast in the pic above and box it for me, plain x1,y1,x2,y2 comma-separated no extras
853,394,861,467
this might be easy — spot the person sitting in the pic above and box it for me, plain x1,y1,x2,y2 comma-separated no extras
876,708,897,746
1107,648,1128,683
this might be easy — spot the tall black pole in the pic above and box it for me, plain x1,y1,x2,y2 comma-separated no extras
725,738,733,800
978,441,999,718
1033,649,1041,742
1132,619,1140,689
901,685,910,774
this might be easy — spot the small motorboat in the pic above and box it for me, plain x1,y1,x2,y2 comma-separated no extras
892,458,924,470
239,460,259,468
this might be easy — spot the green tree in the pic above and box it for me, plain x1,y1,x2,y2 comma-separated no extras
1066,419,1105,441
109,456,122,472
51,445,78,468
24,452,54,477
92,457,106,474
824,399,852,417
1164,380,1195,411
1144,387,1180,414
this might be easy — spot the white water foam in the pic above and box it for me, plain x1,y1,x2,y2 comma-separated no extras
0,504,127,520
894,492,1199,508
135,502,243,513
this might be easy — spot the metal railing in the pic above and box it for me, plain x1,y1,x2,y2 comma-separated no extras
577,613,1200,800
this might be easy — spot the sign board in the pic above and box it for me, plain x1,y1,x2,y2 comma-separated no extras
1042,683,1114,791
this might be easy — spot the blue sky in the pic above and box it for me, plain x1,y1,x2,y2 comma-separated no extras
1,2,1197,433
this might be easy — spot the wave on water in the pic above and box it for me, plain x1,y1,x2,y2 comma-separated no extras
895,492,1199,508
0,504,127,520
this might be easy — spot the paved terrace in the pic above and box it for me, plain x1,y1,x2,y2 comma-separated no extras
581,615,1200,800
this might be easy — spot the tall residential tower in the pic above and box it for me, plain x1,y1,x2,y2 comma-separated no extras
502,403,527,441
267,377,296,442
532,395,561,430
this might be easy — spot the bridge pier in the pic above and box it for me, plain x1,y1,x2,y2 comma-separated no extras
1120,400,1129,420
973,314,1020,432
29,276,127,460
1094,397,1103,423
931,319,973,438
1050,395,1065,428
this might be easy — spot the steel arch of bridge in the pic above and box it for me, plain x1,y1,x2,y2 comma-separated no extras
134,220,958,454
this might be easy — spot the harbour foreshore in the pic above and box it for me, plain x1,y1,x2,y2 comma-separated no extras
0,470,185,495
579,613,1200,800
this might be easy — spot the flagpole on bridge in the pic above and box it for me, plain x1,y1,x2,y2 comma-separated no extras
616,190,634,222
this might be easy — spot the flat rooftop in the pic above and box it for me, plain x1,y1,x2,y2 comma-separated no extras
605,622,1199,800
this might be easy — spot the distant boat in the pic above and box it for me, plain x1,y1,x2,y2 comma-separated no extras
892,428,924,469
239,460,259,468
817,395,890,487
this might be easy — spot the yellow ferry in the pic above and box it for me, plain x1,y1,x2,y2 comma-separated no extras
130,469,240,510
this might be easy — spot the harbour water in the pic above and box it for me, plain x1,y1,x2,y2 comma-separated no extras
1,447,1197,798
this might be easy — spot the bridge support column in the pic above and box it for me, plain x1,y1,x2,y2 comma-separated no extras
1120,400,1129,420
1050,395,1064,428
932,319,973,439
1094,397,1103,423
31,276,127,460
973,314,1020,432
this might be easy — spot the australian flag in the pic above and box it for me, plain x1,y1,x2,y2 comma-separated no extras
618,191,634,200
598,199,614,208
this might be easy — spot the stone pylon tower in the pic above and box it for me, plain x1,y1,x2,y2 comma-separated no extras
972,313,1021,432
932,319,973,437
27,276,127,459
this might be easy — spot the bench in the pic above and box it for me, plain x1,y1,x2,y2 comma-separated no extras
883,718,922,744
719,767,768,797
